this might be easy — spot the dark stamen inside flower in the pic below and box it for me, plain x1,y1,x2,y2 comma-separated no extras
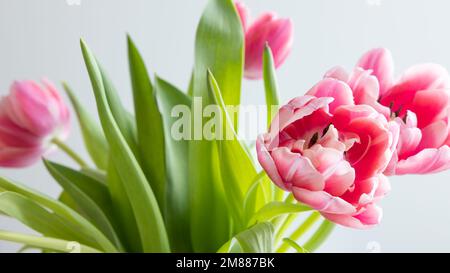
322,124,331,137
308,132,319,148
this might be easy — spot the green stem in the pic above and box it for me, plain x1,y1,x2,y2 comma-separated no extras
303,220,335,252
277,212,321,253
51,138,88,167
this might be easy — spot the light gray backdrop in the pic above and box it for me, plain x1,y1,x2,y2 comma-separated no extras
1,0,449,252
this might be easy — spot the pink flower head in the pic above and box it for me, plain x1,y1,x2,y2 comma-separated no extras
321,48,450,175
257,94,396,229
235,1,293,80
0,79,70,167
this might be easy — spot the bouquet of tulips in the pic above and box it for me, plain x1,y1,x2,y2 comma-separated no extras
1,0,449,253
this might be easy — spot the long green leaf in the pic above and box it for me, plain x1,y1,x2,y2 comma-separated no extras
303,220,335,252
194,0,244,123
0,230,102,253
207,71,257,231
249,202,311,226
189,0,244,252
0,192,89,244
235,222,274,253
80,39,169,252
282,238,308,253
154,76,192,252
106,162,141,252
263,44,280,127
43,160,121,249
0,176,117,252
127,36,166,210
63,83,109,169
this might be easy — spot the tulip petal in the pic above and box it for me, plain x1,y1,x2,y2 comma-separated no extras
292,187,356,215
306,78,354,113
394,145,450,175
356,48,394,96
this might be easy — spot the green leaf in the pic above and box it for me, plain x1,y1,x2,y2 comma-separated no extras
154,76,192,252
106,162,141,252
303,220,335,252
194,0,244,128
0,230,102,253
263,44,280,127
235,222,274,253
99,65,138,157
249,202,311,226
0,192,89,244
282,238,308,253
43,160,121,249
63,83,109,169
0,176,117,252
188,0,244,252
207,71,257,231
127,36,166,210
80,39,170,252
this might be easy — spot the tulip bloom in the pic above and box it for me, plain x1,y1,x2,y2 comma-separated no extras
0,80,70,167
235,1,293,79
321,48,450,175
257,94,396,228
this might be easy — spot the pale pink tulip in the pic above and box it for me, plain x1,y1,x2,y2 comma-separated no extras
257,95,395,228
235,2,293,79
0,80,70,167
322,48,450,175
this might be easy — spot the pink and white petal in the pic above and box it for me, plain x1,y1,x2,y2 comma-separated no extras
356,48,394,96
271,147,324,191
395,146,450,175
324,66,350,82
322,204,382,229
292,187,356,215
348,68,391,119
0,145,45,168
317,125,347,152
268,96,333,137
417,120,448,150
256,135,287,190
306,78,354,113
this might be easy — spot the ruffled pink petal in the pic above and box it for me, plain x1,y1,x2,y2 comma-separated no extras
271,147,324,191
306,78,354,113
268,95,333,139
292,187,356,215
317,125,346,152
324,66,350,82
356,48,394,96
256,135,287,190
417,120,448,150
348,68,391,119
302,145,355,196
381,64,450,115
322,204,382,229
395,145,450,175
394,112,422,160
334,109,391,179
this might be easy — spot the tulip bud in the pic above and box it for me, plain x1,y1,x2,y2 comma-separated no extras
0,79,70,167
235,2,294,80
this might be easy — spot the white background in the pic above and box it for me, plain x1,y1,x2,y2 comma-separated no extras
1,0,450,252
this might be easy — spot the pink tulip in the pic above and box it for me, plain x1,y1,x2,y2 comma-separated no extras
0,80,70,167
321,48,450,175
235,2,293,79
257,94,395,228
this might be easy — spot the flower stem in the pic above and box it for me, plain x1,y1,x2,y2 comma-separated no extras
277,211,321,253
51,138,88,168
